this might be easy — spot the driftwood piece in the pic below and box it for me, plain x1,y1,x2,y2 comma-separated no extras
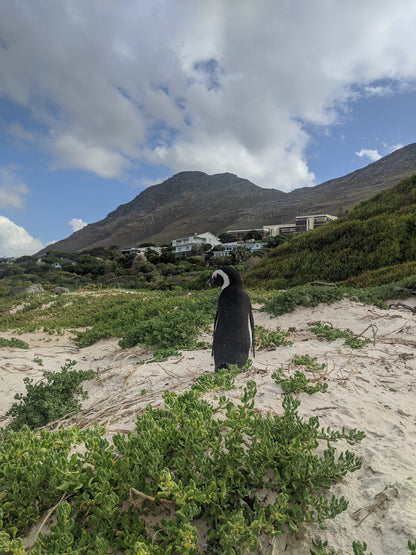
389,301,416,313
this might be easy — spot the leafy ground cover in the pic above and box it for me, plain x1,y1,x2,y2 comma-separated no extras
1,370,365,554
261,284,411,316
0,285,412,360
1,284,415,553
0,337,29,349
0,289,218,359
254,325,293,349
309,322,371,349
5,361,95,431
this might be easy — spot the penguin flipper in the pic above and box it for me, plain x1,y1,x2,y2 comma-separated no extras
212,311,218,356
250,309,255,357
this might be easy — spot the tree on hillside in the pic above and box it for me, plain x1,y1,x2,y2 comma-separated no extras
244,230,263,241
219,232,239,243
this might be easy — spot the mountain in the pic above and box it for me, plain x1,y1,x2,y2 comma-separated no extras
44,143,416,253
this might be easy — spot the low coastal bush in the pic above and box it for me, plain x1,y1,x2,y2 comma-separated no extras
0,285,412,358
272,369,328,394
255,325,293,349
6,361,95,431
1,377,365,553
0,337,29,349
262,284,410,316
310,322,371,349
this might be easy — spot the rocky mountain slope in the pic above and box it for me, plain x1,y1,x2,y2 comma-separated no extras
44,143,416,252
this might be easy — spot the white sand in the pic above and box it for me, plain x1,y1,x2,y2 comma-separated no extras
1,297,415,553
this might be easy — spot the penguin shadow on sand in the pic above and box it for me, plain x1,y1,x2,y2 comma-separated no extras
207,265,255,373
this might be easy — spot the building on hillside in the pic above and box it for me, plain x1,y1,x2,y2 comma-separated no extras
172,232,222,256
212,241,264,258
263,223,297,236
295,214,337,232
263,214,337,236
121,246,162,256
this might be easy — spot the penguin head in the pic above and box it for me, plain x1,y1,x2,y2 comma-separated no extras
207,265,242,290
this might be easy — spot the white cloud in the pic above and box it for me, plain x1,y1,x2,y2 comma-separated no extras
69,218,87,232
355,149,382,162
388,143,404,153
0,166,29,209
0,216,44,257
0,1,416,188
51,135,129,178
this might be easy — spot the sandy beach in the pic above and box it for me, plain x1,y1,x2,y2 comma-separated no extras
1,296,415,553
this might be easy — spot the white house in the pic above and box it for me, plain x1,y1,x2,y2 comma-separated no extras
121,247,162,256
213,241,264,257
172,232,221,256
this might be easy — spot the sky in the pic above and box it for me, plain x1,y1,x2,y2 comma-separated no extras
1,0,416,257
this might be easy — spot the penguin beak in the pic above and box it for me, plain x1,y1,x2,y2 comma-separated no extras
206,276,216,287
207,272,219,288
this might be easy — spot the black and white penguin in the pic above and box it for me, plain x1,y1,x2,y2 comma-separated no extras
207,265,255,372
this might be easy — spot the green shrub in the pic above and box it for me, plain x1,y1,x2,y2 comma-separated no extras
0,337,29,349
6,361,95,431
112,382,364,553
0,379,365,553
310,322,371,349
255,325,293,348
261,284,410,317
262,286,345,316
0,427,89,535
272,369,328,394
338,261,416,288
292,354,327,372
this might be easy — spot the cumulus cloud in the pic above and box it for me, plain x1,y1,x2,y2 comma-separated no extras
0,216,44,257
0,166,29,209
355,149,382,162
69,218,88,232
51,135,130,179
0,1,416,189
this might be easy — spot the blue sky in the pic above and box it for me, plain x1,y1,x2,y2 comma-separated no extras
1,1,416,257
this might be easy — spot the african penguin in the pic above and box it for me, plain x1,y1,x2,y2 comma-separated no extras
207,265,255,372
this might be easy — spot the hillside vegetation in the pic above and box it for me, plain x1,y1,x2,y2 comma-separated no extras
244,174,416,289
